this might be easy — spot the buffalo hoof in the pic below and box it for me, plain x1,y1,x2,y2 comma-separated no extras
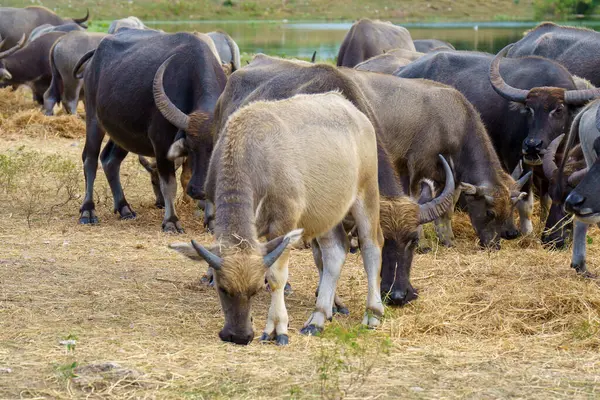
117,205,137,220
572,263,596,278
417,245,432,254
276,334,289,346
333,306,350,316
300,324,322,336
162,221,184,234
382,287,418,306
541,235,567,250
259,332,275,342
284,282,293,296
154,202,165,209
200,274,214,287
79,210,98,225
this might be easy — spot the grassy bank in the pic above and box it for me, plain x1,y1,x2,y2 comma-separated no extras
3,0,535,22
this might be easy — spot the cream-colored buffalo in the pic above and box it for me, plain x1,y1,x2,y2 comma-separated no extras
171,92,384,345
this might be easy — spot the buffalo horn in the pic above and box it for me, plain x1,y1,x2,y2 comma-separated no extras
567,168,588,186
73,8,90,25
264,237,290,268
311,51,317,63
0,34,25,59
153,55,190,131
418,154,456,224
191,240,223,270
542,134,565,179
489,44,528,103
564,88,600,105
510,171,533,199
511,160,523,180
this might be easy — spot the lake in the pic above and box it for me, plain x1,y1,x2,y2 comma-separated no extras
145,20,600,60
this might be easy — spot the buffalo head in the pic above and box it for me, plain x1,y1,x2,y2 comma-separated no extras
171,229,304,345
489,44,600,166
153,55,214,201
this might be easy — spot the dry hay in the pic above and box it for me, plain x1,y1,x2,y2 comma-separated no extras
1,118,600,399
0,87,85,139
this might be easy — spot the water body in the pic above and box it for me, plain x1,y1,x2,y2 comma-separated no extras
145,20,600,60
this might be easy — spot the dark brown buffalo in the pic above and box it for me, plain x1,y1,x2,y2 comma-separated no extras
0,31,65,104
337,19,416,68
0,6,88,50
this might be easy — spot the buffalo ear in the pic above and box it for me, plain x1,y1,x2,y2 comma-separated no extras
508,101,527,114
459,182,477,195
167,138,188,161
169,242,203,261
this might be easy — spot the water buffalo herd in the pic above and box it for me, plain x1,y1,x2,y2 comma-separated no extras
1,8,599,345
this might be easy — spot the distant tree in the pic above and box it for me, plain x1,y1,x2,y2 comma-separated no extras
534,0,599,18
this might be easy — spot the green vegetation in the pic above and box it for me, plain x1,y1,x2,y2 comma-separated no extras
3,0,538,22
534,0,600,18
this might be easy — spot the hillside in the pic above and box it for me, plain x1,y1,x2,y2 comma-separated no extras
3,0,535,22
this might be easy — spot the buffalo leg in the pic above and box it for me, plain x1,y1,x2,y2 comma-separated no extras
301,224,347,335
312,239,349,315
100,140,136,220
572,221,589,274
79,117,105,224
262,242,291,345
155,156,184,233
62,79,84,115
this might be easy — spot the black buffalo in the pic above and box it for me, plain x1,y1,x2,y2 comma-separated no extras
0,6,88,50
396,48,600,244
78,29,226,232
413,39,454,53
0,31,66,104
507,22,600,87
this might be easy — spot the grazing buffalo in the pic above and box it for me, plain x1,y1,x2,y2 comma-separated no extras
396,48,600,240
337,19,416,67
0,32,65,104
108,16,148,34
27,23,84,44
413,39,455,53
78,29,226,232
507,22,600,87
0,6,88,50
207,31,241,72
172,92,387,345
43,31,108,115
194,55,514,306
562,100,600,276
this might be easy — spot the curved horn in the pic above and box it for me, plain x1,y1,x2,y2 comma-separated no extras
511,160,523,180
542,134,565,179
512,171,533,192
0,34,25,59
418,154,456,224
72,8,90,25
567,167,588,186
153,54,190,131
191,240,223,270
489,44,528,103
263,237,290,268
564,87,600,105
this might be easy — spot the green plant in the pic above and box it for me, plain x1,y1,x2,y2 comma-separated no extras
56,361,78,380
315,324,391,400
533,0,599,19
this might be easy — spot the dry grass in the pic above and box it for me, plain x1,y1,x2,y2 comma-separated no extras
0,88,85,140
1,94,600,399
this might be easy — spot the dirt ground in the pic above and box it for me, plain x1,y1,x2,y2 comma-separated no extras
1,88,600,399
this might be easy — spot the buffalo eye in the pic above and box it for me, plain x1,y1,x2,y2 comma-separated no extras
525,107,534,116
552,105,564,117
486,210,496,220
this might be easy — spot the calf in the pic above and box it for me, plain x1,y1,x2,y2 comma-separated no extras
171,92,385,345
